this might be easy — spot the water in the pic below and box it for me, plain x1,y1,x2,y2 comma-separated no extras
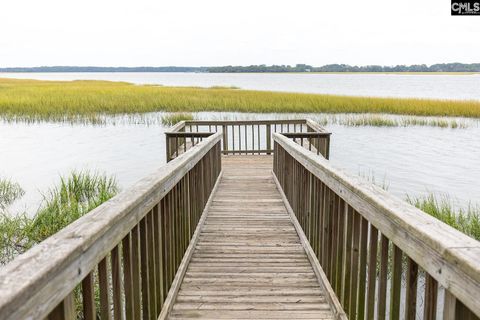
1,112,479,215
1,72,480,100
0,121,167,214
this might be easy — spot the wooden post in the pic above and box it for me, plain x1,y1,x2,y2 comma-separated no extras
266,124,272,154
222,124,228,155
165,134,171,162
81,273,96,320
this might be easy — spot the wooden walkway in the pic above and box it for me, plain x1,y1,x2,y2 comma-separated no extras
167,156,334,319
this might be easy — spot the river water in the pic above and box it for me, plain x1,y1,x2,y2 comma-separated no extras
0,73,479,214
1,111,479,215
1,72,480,100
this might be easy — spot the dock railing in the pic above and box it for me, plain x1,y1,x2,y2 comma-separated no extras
0,132,222,320
165,118,330,161
272,132,480,320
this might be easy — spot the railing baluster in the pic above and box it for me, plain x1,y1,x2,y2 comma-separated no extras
320,186,327,267
140,217,151,320
329,194,337,285
266,124,271,154
366,225,378,320
98,257,112,320
357,217,368,320
82,272,96,320
122,233,134,320
154,202,164,310
244,124,248,154
454,300,480,320
257,124,260,154
222,124,228,154
147,210,157,317
349,210,360,319
251,124,255,152
232,125,235,154
443,290,457,320
390,245,403,320
424,274,439,320
342,205,353,311
405,257,418,320
161,197,169,298
377,234,389,320
111,245,123,320
131,225,142,319
335,197,346,296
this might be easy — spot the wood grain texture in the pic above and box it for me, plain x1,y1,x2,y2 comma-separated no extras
273,132,480,318
0,133,223,320
165,156,335,319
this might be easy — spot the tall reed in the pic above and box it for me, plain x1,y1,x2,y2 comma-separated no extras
0,178,24,210
0,171,118,264
407,194,480,241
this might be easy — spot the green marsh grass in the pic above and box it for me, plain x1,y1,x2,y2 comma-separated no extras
0,171,118,264
160,113,195,126
360,172,480,241
407,194,480,241
314,114,469,128
27,171,118,244
1,78,480,123
0,178,24,210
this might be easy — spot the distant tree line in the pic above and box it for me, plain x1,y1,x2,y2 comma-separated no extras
206,63,480,73
0,66,205,72
1,63,479,73
206,64,314,73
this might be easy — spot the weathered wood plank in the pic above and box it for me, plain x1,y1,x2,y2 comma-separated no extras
164,156,337,319
0,132,223,320
273,133,480,318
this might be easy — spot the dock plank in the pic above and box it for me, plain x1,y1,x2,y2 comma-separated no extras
165,156,335,319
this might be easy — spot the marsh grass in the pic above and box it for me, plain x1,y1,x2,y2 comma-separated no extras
359,173,480,241
27,171,118,244
1,78,480,124
0,171,118,264
407,194,480,241
343,115,397,127
314,114,469,128
0,178,25,210
160,113,195,126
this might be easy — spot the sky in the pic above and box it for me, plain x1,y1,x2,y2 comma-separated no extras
0,0,478,67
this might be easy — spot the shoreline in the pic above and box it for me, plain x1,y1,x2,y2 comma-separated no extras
1,71,479,75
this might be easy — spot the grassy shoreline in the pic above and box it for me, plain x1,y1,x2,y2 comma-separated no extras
0,172,118,264
1,78,480,123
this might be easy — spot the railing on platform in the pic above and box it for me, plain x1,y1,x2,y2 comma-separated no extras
0,132,222,320
272,132,480,320
165,119,330,161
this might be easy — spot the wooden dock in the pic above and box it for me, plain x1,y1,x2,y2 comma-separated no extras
1,119,479,320
167,156,335,319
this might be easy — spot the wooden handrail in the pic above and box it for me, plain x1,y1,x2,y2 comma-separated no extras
164,120,186,133
165,118,331,161
281,132,332,137
0,132,223,319
165,132,214,138
272,132,480,319
282,132,331,158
